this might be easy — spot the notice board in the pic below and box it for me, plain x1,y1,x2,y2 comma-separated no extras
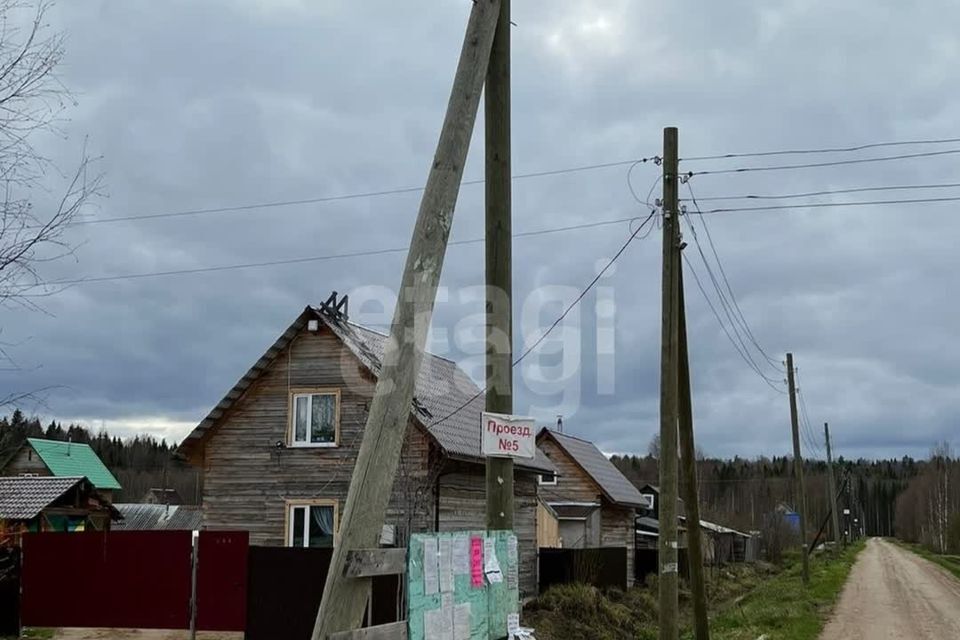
408,530,520,640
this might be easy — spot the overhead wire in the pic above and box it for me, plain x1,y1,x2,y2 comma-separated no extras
679,181,960,202
685,182,784,372
425,208,659,430
681,250,787,395
60,156,661,229
45,213,650,287
687,148,960,176
679,136,960,162
682,195,960,215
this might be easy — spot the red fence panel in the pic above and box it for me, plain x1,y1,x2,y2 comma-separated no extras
21,531,192,630
196,530,248,631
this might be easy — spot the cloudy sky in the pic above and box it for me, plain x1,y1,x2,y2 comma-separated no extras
3,0,959,460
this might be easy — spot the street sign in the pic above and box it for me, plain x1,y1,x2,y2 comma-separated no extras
481,412,536,459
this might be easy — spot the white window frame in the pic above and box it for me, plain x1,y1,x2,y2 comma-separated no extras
539,471,557,486
285,500,339,548
288,388,340,448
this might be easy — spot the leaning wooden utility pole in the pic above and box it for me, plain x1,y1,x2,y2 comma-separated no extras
824,422,841,552
312,2,503,637
485,0,513,531
785,353,810,585
658,126,681,640
677,266,709,640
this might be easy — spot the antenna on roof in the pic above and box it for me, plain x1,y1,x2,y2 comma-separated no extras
319,290,350,322
66,435,71,456
556,415,563,432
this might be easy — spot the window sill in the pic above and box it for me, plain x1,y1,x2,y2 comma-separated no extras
287,442,339,449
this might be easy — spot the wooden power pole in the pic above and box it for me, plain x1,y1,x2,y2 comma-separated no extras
485,0,513,531
311,2,503,637
658,126,681,640
786,353,810,585
824,422,841,551
677,266,709,640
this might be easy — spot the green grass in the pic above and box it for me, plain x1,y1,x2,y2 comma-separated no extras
893,540,960,580
709,542,865,640
525,544,865,640
0,629,56,640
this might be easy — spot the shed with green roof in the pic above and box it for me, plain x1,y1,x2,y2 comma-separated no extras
1,437,121,494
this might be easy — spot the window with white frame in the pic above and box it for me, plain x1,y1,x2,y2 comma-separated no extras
539,471,557,485
290,390,339,446
287,502,337,548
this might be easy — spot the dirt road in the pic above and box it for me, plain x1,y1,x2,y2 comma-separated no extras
820,538,960,639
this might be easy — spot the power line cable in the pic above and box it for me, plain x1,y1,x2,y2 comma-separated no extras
61,157,661,228
425,209,659,430
685,182,783,371
687,148,960,176
690,195,960,215
680,181,960,202
681,251,787,395
45,214,649,287
680,136,960,162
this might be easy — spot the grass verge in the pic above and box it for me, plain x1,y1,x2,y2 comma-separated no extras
524,543,864,640
710,541,864,640
892,540,960,580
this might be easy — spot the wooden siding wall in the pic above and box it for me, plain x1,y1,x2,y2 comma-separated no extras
437,461,539,598
601,506,635,587
537,503,560,548
2,446,51,477
536,439,603,504
201,327,434,546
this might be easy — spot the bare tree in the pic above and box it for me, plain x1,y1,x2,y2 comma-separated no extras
0,0,102,394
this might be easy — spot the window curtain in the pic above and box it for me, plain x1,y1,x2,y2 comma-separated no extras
309,505,335,547
311,394,336,443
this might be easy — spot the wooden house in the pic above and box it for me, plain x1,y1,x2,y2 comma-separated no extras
176,299,555,597
536,428,646,586
1,438,121,502
0,476,119,546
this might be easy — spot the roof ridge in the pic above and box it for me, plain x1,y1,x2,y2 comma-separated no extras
544,428,596,446
315,308,462,366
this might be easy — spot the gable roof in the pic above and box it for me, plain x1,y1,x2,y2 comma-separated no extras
26,438,121,490
178,306,554,474
537,428,646,508
0,476,86,519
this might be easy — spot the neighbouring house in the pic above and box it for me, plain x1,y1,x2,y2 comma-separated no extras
141,488,183,505
175,297,555,598
0,476,119,546
0,438,121,502
113,503,203,531
679,516,753,564
536,428,646,586
536,500,561,548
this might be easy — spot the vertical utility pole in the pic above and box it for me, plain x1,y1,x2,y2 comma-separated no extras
824,422,841,552
485,0,513,531
312,3,503,637
658,126,680,640
786,353,810,584
677,266,709,640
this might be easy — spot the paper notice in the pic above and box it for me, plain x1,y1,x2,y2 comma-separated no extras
439,537,454,593
454,602,471,640
507,613,520,639
439,594,454,640
424,607,443,639
484,537,503,584
423,537,439,595
506,535,519,589
470,536,484,588
454,535,470,575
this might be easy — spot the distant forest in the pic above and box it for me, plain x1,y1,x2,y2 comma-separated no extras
610,450,917,540
0,409,200,504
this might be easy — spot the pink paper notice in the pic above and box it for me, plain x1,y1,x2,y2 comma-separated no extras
470,536,484,588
